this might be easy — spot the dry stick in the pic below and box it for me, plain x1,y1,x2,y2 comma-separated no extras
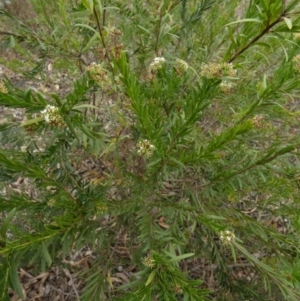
63,269,80,301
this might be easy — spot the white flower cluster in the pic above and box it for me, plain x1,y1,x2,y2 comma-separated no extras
137,139,156,157
200,62,237,78
293,54,300,72
47,199,56,207
142,254,155,268
220,230,235,244
41,105,65,127
294,33,300,40
0,80,8,94
149,57,166,72
173,283,182,294
176,58,189,72
252,115,265,128
220,81,233,94
87,62,111,91
87,62,106,80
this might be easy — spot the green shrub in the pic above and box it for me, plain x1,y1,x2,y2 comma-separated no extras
1,0,300,300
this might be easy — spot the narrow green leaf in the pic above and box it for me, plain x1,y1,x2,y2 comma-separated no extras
168,156,186,168
95,0,103,15
82,32,100,53
75,23,98,34
73,104,100,110
276,39,289,62
0,260,10,301
168,252,194,263
10,35,15,48
79,124,97,139
41,242,52,267
283,17,292,30
136,25,151,34
206,215,226,220
0,208,16,240
20,117,44,127
81,0,94,12
145,269,156,286
274,145,296,156
9,259,24,299
64,116,79,140
225,18,262,26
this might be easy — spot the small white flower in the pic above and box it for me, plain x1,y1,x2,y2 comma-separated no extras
200,62,237,78
293,54,300,72
87,62,111,90
142,253,156,268
47,199,56,207
220,230,235,244
149,57,166,71
220,81,233,94
251,115,265,128
41,105,64,127
176,58,189,72
137,139,156,157
0,81,8,94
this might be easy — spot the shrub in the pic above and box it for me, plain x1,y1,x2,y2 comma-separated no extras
1,0,300,300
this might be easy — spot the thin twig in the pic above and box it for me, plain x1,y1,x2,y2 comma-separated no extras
63,269,80,301
227,3,293,63
93,7,115,78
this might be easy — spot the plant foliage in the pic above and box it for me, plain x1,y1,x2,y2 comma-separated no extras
1,0,300,300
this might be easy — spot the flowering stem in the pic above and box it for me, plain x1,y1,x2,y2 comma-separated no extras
93,7,115,77
198,145,298,190
155,11,163,55
93,7,107,53
228,13,288,63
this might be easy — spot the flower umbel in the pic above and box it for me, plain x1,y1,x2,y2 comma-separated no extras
220,230,235,244
95,203,108,214
200,62,237,78
137,139,156,157
220,81,233,94
175,58,189,72
294,33,300,40
47,199,56,207
0,81,8,94
87,62,111,90
142,254,156,268
293,54,300,72
149,57,166,72
173,283,183,294
251,115,265,128
41,105,65,127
